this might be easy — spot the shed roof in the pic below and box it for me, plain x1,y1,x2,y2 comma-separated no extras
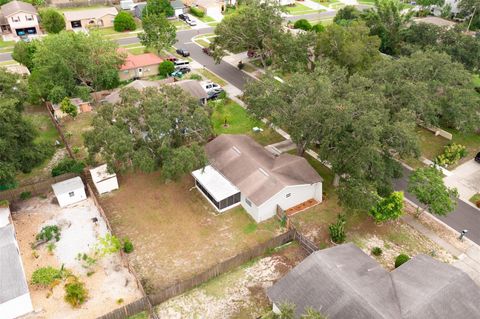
267,243,480,319
192,165,240,201
0,224,30,304
51,176,84,195
206,135,322,206
1,1,36,16
63,7,118,21
90,164,116,184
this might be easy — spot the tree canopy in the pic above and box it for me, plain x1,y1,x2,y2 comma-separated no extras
12,39,37,71
28,31,124,103
39,8,65,34
84,86,212,180
458,0,480,30
142,0,174,17
139,13,176,54
114,11,137,32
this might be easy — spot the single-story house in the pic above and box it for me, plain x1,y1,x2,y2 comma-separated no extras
192,134,323,222
102,79,208,105
63,7,118,31
51,98,92,120
119,50,164,81
0,207,33,319
268,243,480,318
90,164,119,195
0,0,40,38
171,0,187,16
52,176,87,208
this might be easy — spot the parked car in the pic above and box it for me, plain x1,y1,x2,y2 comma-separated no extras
177,67,191,74
178,13,188,21
171,70,185,78
202,82,222,94
207,88,225,100
186,19,197,26
176,48,190,57
475,152,480,163
174,60,190,69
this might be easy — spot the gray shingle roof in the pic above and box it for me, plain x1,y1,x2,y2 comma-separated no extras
1,0,36,16
0,224,29,304
206,135,322,206
267,243,480,319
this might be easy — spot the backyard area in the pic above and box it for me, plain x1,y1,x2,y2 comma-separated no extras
61,111,95,161
99,172,286,291
155,243,305,318
12,194,142,319
210,99,285,146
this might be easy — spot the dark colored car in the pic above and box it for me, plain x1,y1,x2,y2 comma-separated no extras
176,48,190,57
207,88,225,100
475,152,480,163
164,56,178,62
177,67,191,74
178,14,188,21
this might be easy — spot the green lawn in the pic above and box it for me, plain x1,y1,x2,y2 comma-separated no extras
447,128,480,166
196,69,227,86
473,74,480,87
172,19,191,30
284,3,317,14
195,39,210,48
211,100,284,146
126,47,146,55
198,15,216,23
469,193,480,206
0,38,14,48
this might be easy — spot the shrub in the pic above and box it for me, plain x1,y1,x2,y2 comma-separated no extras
0,199,9,207
20,191,31,200
32,266,62,286
114,12,137,32
190,6,205,17
328,214,346,244
60,97,78,118
434,143,467,167
51,158,85,177
96,234,121,257
36,225,61,242
293,19,312,31
476,200,480,208
369,191,404,223
371,247,383,256
311,23,325,33
158,60,175,77
123,238,134,253
189,73,202,81
395,254,410,268
40,8,65,34
64,279,88,307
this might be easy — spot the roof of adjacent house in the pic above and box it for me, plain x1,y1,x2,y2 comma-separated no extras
171,0,185,9
51,176,85,195
120,51,163,71
206,135,322,206
0,224,30,304
267,243,480,319
1,0,37,17
63,7,118,21
168,79,208,100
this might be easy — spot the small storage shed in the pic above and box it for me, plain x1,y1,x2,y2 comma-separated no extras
51,177,87,208
90,164,119,195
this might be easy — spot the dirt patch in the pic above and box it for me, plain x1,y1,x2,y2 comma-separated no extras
12,195,142,319
155,244,305,319
100,172,283,291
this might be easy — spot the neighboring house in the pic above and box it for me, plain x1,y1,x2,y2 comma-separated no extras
50,98,92,120
268,243,480,318
63,7,118,31
0,206,33,319
0,0,39,38
52,176,87,208
119,50,164,81
192,134,323,222
171,0,186,16
102,79,208,105
90,164,119,195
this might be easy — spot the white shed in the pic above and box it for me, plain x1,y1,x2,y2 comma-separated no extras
89,164,119,195
51,177,87,208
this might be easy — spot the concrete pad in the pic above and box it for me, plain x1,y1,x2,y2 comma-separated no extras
444,159,480,202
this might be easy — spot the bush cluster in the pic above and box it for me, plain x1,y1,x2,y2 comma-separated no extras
114,12,137,32
293,19,312,31
123,238,134,253
64,278,88,307
371,247,383,256
434,143,467,168
158,61,175,77
36,225,61,242
329,214,346,244
395,253,410,268
51,158,85,177
32,266,63,286
190,6,205,17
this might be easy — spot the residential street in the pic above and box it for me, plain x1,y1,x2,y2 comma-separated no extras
394,166,480,245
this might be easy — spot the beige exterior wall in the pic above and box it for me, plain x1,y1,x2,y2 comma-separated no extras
119,63,160,81
65,13,116,30
4,11,39,35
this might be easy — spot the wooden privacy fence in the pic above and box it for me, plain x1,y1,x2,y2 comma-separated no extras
0,173,77,202
148,230,295,306
97,297,150,319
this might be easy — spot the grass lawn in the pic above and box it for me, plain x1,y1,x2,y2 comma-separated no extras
469,193,480,206
196,68,227,86
447,128,480,166
211,100,284,146
61,112,95,160
309,18,334,26
242,63,257,73
0,38,14,48
100,172,285,290
198,15,216,23
284,3,317,14
126,46,146,55
0,60,17,66
195,38,210,48
172,19,191,30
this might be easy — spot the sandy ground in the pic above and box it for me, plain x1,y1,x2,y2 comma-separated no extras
156,244,305,319
12,194,143,319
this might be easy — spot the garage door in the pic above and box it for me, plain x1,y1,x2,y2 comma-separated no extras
15,27,36,36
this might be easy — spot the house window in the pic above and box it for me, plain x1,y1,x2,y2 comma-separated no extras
12,17,20,22
286,193,291,198
68,191,75,197
26,15,33,21
245,198,252,207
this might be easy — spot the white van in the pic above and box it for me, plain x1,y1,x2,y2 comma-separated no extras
174,60,190,69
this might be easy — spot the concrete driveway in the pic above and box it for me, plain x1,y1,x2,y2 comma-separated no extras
444,159,480,203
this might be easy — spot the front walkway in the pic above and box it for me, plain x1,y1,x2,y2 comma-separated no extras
444,159,480,204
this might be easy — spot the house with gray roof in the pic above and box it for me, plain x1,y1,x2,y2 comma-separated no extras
0,0,39,38
268,243,480,319
192,134,323,221
0,207,33,319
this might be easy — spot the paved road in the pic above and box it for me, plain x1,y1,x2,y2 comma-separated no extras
394,167,480,245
